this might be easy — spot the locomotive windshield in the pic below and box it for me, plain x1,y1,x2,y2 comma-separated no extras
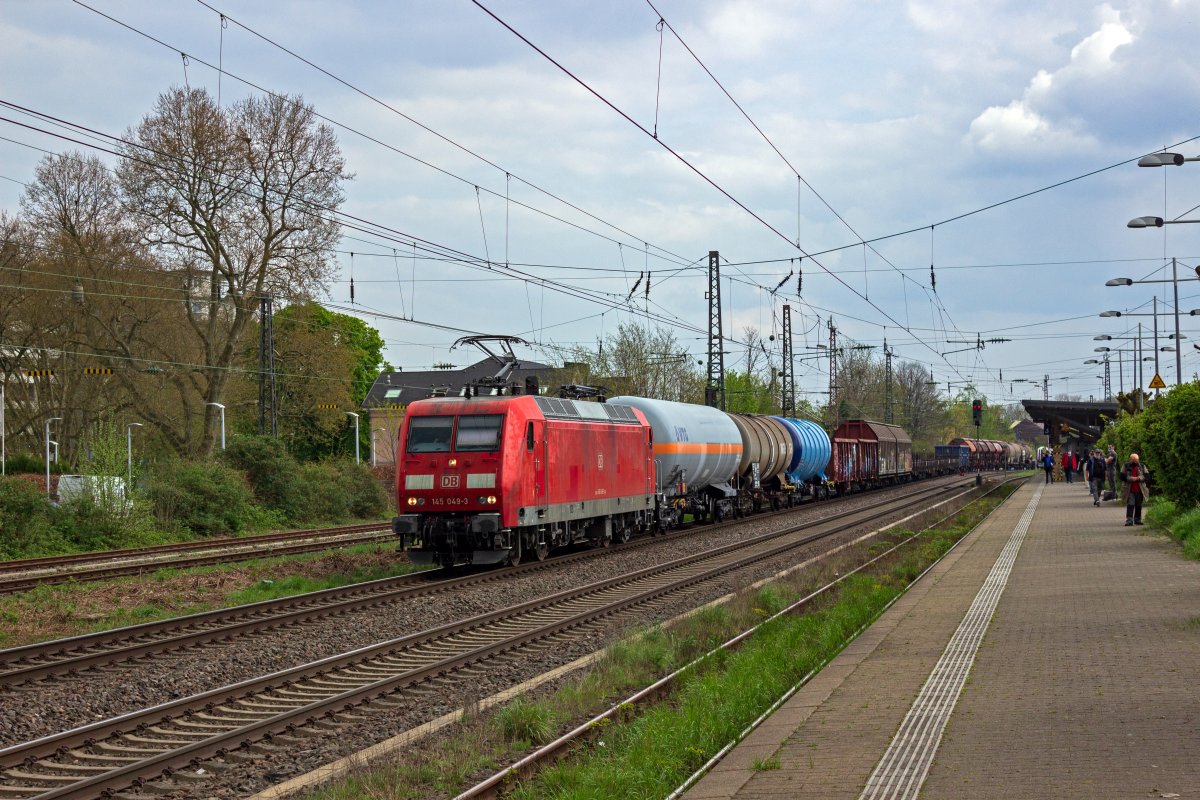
406,416,454,453
454,414,503,452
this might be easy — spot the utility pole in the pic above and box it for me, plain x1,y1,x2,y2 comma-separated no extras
882,337,894,424
258,294,277,436
781,304,795,416
706,250,725,410
828,319,839,427
1172,257,1183,385
1043,374,1049,401
1103,353,1111,398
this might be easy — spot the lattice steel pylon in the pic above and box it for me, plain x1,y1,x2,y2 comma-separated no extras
828,318,838,426
883,337,894,424
1103,354,1111,398
781,304,795,416
706,251,725,410
258,294,277,436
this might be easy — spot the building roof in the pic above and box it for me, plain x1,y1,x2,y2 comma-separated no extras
362,357,557,408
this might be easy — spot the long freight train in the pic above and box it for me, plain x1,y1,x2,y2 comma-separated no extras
391,393,1016,567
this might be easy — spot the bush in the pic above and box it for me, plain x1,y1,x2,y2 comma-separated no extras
53,496,163,552
337,461,388,519
145,459,259,537
4,452,61,475
290,461,387,524
1100,382,1200,511
295,462,349,524
0,476,69,559
221,435,306,521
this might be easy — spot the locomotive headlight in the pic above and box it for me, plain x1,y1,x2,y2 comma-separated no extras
487,495,497,505
448,458,458,467
406,497,424,506
406,497,418,506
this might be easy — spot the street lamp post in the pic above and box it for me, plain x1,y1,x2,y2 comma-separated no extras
1,384,5,476
126,423,143,486
371,428,378,467
1099,305,1199,389
347,412,360,464
206,402,226,450
44,417,60,498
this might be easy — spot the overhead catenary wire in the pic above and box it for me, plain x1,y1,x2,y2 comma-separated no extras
0,107,723,344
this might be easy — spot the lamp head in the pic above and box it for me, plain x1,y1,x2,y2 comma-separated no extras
1105,278,1134,287
1138,152,1185,167
1127,216,1165,228
1093,335,1113,340
1094,347,1111,352
1099,310,1122,317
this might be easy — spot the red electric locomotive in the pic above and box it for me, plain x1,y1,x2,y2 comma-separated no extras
392,394,656,567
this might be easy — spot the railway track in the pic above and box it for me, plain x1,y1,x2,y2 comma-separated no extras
0,475,980,687
0,478,976,800
0,523,394,595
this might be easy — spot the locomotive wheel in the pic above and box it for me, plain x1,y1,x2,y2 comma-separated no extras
534,541,549,561
508,537,523,567
616,525,632,544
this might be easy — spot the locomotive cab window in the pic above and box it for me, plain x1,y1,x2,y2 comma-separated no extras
406,416,454,453
455,415,503,452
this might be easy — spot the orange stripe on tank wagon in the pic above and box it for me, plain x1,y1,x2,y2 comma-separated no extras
653,443,743,455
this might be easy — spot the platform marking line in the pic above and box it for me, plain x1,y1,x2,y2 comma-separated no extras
859,482,1043,800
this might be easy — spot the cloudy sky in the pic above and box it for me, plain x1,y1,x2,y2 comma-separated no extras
3,0,1199,407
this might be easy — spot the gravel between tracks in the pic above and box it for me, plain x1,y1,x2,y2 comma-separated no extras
0,480,976,798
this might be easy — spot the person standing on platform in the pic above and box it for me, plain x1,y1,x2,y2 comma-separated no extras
1118,453,1150,526
1086,450,1107,506
1043,450,1054,483
1062,449,1075,483
1105,445,1118,496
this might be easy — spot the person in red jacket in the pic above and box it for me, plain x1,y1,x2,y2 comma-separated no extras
1061,450,1076,483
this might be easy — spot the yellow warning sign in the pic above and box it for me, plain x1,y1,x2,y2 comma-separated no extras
1148,373,1166,390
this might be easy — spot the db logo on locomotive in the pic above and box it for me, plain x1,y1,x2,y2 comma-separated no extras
441,475,460,488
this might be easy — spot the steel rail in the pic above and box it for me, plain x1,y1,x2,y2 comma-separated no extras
459,475,1027,799
0,522,390,572
0,475,978,684
0,481,971,799
0,528,394,595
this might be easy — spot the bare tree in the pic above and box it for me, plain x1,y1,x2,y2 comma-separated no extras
568,321,702,402
116,87,349,454
20,153,128,253
895,360,946,447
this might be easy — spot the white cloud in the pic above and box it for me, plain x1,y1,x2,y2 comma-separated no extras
967,6,1134,156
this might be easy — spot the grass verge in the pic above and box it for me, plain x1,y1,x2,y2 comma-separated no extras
301,481,1018,800
1143,499,1200,559
0,543,429,649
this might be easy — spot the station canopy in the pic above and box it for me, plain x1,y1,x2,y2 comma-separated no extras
1021,399,1118,446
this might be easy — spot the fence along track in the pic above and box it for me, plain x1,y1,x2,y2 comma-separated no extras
0,481,970,800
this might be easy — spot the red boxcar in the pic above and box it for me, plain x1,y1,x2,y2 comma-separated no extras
392,395,655,567
828,419,913,492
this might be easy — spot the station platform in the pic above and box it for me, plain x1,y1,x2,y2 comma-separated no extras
683,478,1200,799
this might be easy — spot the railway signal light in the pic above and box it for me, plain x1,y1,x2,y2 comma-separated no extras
971,399,982,426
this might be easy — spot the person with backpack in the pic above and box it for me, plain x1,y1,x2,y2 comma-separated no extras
1043,450,1054,483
